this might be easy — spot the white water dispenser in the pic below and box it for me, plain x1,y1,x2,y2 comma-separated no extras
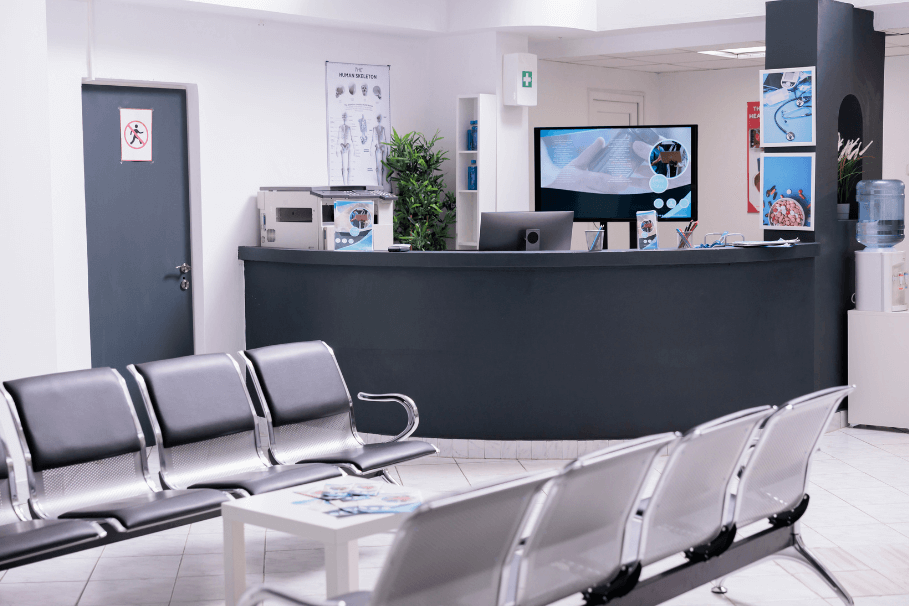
855,180,907,312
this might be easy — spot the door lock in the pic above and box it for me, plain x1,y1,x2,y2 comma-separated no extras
181,277,190,291
176,263,192,274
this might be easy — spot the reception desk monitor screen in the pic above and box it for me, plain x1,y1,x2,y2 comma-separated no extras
534,125,698,222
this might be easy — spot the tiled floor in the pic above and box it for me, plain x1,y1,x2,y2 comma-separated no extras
1,426,908,605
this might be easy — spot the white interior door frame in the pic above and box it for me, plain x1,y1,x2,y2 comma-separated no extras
587,89,646,125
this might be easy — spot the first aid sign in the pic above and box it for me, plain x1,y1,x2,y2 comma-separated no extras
120,108,153,162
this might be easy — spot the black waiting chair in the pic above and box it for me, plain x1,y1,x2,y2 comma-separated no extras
1,368,228,536
0,434,107,570
240,341,437,481
128,353,342,496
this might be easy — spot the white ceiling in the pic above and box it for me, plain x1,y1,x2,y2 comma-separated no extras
543,31,909,74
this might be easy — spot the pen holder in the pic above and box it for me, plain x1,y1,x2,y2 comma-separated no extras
585,230,604,251
676,230,694,249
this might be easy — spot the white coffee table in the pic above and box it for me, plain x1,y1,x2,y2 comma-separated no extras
222,482,410,605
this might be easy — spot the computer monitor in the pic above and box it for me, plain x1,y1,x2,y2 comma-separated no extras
478,211,574,251
534,125,698,223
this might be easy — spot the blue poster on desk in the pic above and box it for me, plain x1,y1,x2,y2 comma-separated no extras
760,67,815,147
334,201,374,250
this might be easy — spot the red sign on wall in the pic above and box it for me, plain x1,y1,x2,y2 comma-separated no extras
747,102,761,213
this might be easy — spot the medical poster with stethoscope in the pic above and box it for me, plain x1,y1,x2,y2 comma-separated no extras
760,153,815,231
325,62,392,191
760,67,815,147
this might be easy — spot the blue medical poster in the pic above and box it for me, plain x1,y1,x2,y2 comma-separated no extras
334,201,375,250
760,153,815,231
760,67,815,147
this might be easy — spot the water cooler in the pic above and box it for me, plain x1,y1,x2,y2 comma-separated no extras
848,180,909,430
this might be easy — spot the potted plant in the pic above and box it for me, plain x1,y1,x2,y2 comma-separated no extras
838,133,873,220
382,130,456,251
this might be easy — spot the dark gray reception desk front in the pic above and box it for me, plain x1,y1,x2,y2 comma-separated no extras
239,244,819,440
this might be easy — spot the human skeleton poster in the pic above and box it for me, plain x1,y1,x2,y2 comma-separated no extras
326,62,391,191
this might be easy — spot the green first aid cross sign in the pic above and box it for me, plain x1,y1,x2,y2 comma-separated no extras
522,71,533,88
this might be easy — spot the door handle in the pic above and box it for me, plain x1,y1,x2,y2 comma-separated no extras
176,263,191,274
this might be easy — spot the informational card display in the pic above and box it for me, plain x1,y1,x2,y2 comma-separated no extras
119,108,153,162
333,200,374,250
760,67,815,147
760,153,815,231
326,62,391,190
747,102,761,213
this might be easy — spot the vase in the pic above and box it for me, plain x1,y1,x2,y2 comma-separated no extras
837,203,850,220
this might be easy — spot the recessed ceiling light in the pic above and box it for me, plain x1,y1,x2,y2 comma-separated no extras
698,46,766,59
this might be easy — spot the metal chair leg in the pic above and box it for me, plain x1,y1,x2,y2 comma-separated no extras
380,468,400,485
711,531,853,605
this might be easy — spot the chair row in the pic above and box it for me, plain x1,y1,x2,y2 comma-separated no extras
238,385,855,606
0,340,437,571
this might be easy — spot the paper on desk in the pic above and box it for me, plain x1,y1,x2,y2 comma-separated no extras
292,483,422,516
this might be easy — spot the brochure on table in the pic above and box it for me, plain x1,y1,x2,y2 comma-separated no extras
292,481,422,517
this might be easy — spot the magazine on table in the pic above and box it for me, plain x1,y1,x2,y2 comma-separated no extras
292,481,422,516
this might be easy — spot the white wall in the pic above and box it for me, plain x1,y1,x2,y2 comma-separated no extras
657,67,763,243
882,55,909,257
45,0,498,367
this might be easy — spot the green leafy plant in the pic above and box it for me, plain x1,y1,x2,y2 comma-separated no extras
382,129,456,251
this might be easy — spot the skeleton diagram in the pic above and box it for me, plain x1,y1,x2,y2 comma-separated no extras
358,114,368,144
372,114,388,186
337,112,354,185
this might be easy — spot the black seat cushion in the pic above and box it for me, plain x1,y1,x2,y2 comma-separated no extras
3,369,142,472
295,440,436,472
133,354,256,449
0,518,103,564
329,591,371,606
59,489,228,529
188,463,342,495
245,342,351,426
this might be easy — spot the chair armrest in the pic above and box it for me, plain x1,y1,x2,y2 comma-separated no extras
356,392,419,442
239,585,336,606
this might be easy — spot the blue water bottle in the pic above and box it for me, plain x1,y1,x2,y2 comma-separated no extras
467,160,477,190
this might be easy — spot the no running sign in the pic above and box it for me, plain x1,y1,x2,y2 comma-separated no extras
120,108,153,162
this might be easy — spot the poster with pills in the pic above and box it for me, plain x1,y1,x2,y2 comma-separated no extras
325,62,391,191
760,153,815,231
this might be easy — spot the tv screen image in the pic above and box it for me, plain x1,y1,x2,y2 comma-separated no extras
534,125,698,222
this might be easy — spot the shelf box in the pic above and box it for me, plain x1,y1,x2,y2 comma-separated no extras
455,94,496,250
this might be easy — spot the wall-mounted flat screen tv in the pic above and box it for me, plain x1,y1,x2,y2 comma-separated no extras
534,125,698,222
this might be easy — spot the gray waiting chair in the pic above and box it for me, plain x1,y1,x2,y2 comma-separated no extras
240,341,437,481
1,369,228,535
633,405,776,567
128,353,343,496
511,433,678,606
0,434,107,570
239,470,558,606
713,385,855,605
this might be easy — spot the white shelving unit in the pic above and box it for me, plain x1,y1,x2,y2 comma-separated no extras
455,94,496,250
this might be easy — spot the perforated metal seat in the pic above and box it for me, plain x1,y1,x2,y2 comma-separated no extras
0,435,107,570
512,433,678,606
129,354,342,496
238,470,557,606
241,341,436,480
634,406,775,566
713,385,855,605
1,368,229,534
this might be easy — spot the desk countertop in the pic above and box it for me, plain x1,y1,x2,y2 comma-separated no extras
238,243,819,269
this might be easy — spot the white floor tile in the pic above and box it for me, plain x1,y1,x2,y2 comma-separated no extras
0,556,97,583
100,534,189,558
183,532,265,555
0,581,87,606
170,574,262,602
458,460,526,485
179,552,264,577
79,577,177,605
90,555,181,580
263,549,324,574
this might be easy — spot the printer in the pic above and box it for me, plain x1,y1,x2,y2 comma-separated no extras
257,186,396,250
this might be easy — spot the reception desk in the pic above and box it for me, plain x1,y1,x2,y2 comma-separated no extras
240,244,819,440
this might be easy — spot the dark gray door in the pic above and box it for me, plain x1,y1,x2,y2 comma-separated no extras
82,85,194,445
